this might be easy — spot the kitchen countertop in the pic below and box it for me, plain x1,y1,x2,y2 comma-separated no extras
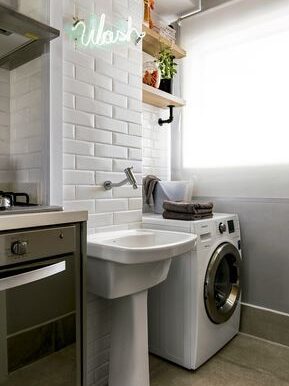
0,210,88,231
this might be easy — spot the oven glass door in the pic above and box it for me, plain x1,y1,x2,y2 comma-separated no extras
0,254,79,386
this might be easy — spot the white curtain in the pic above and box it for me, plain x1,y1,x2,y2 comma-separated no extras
181,0,289,169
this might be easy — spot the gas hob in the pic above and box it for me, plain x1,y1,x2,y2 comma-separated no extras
0,191,63,215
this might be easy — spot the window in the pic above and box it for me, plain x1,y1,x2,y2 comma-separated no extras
181,0,289,168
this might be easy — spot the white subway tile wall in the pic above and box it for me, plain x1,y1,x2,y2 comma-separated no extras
0,69,10,183
9,57,45,203
0,56,46,204
0,1,171,383
142,52,170,182
63,0,144,234
143,103,171,180
62,1,144,384
18,0,48,23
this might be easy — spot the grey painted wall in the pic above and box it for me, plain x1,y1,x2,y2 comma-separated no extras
174,0,289,316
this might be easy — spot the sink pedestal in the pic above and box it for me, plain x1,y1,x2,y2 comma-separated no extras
87,229,196,386
109,290,149,386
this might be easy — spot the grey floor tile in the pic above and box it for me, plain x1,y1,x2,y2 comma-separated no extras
150,334,289,386
1,344,76,386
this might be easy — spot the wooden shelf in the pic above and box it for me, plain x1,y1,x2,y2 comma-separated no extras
142,23,186,109
142,24,186,59
142,84,185,109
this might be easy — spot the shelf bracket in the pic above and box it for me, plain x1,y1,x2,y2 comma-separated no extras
158,105,174,126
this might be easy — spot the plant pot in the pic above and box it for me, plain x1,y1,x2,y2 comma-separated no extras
143,61,161,89
159,79,172,94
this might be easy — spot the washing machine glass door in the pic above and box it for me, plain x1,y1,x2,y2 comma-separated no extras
204,242,241,324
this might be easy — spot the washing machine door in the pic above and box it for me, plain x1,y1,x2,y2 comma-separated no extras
204,242,241,324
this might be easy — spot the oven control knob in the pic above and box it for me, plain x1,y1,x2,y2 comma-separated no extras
11,241,28,255
219,222,227,234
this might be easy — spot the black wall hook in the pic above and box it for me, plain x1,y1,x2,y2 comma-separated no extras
158,105,174,126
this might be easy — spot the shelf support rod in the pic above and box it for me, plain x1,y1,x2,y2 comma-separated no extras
158,105,174,126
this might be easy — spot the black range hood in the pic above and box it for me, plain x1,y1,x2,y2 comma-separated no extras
0,4,60,70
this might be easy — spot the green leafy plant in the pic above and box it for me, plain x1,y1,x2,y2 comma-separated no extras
157,48,177,80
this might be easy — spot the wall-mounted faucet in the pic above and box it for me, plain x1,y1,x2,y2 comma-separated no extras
103,167,138,190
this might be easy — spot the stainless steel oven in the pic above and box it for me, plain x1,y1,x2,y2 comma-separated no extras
0,224,85,386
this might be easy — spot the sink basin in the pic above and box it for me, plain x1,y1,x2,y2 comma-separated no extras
87,228,196,386
88,228,194,264
87,229,195,299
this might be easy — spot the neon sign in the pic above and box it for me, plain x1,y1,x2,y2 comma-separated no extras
68,14,145,47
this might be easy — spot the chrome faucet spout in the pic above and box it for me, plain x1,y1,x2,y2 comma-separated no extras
124,167,138,189
103,167,138,191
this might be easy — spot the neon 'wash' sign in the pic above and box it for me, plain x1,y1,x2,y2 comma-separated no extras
70,14,145,47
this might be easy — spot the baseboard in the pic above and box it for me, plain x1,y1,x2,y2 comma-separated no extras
240,303,289,347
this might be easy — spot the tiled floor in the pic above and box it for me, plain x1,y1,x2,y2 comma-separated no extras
150,334,289,386
1,345,76,386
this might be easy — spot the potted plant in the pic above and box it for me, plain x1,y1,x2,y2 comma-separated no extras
157,48,177,94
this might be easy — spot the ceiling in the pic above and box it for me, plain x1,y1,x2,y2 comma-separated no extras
154,0,201,23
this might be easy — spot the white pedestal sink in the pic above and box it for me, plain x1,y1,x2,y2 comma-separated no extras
87,229,196,386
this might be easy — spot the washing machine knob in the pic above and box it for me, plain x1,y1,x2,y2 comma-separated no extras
219,222,227,234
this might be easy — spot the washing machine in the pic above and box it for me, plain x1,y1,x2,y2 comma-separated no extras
143,213,242,370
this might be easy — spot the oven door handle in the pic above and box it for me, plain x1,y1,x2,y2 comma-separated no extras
0,261,66,291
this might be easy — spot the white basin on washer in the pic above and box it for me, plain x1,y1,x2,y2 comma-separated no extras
87,229,195,299
87,228,196,386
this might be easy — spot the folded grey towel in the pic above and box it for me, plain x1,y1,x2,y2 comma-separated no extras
143,175,161,205
163,200,214,214
163,210,213,221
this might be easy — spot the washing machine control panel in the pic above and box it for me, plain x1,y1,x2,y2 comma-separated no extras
218,219,236,235
219,222,227,234
227,219,235,233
